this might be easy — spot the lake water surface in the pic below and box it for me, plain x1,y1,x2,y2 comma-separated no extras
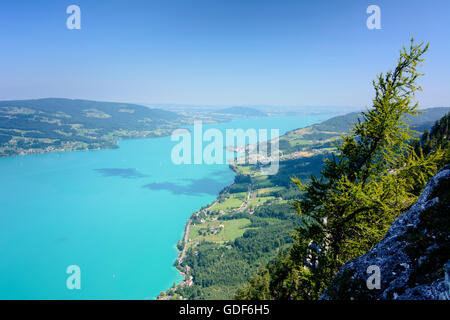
0,115,331,299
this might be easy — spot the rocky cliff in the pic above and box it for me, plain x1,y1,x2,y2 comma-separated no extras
321,166,450,300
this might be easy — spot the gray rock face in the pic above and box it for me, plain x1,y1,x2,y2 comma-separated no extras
321,167,450,300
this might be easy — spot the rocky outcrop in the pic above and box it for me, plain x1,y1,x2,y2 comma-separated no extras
321,166,450,300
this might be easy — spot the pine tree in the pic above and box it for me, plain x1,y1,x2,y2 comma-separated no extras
236,39,445,300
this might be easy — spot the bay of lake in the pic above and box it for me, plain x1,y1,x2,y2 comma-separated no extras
0,114,331,299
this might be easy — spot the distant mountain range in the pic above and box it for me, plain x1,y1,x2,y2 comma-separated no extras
215,106,268,117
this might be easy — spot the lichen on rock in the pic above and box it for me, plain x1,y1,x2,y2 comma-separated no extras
321,166,450,300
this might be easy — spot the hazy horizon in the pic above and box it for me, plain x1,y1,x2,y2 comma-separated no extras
0,97,448,113
1,0,449,108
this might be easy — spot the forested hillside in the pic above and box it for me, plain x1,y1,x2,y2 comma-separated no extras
0,98,185,157
160,105,448,300
236,40,449,300
161,42,449,300
275,107,449,157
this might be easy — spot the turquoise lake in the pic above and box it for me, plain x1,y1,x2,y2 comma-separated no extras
0,115,331,299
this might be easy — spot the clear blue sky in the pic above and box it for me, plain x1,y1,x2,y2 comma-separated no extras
0,0,449,108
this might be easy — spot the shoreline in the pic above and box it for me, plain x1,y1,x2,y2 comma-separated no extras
176,163,238,265
0,114,257,160
167,165,238,297
0,129,177,160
